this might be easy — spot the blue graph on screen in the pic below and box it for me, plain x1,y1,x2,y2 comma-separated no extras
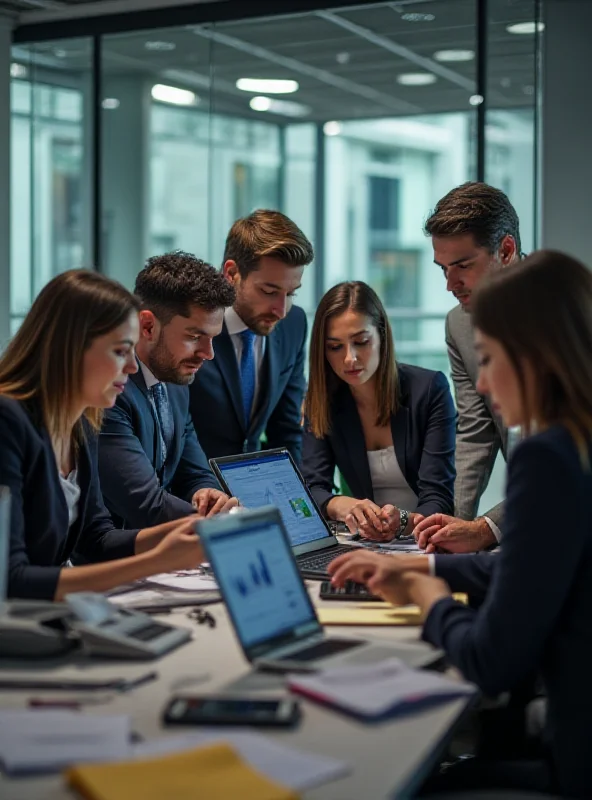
232,550,274,597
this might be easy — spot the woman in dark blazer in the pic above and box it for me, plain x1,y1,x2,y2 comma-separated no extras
302,281,455,541
329,251,592,798
1,270,203,601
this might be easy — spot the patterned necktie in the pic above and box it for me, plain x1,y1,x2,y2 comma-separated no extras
239,329,257,428
150,382,174,464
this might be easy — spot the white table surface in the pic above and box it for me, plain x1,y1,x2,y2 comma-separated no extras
0,584,473,800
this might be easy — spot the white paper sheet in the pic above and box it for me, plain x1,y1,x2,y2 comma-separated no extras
144,570,218,592
131,729,349,791
289,658,476,719
0,710,130,774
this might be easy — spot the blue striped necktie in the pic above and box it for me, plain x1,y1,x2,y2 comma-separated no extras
150,382,174,463
239,329,257,428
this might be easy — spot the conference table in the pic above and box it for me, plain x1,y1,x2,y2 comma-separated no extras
0,584,474,800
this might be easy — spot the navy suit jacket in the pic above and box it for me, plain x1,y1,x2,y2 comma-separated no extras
189,306,307,463
301,364,456,518
0,397,138,601
99,369,219,528
425,425,592,799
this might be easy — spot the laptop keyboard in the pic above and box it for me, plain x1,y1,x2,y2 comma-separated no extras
278,638,364,662
298,545,353,572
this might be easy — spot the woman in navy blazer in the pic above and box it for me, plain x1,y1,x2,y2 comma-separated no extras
329,251,592,798
0,270,204,601
301,281,455,541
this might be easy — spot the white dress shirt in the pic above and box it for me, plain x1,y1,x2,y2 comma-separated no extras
139,359,160,391
224,306,266,416
59,469,80,529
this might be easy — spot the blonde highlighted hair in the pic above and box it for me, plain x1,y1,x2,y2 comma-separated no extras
0,269,140,444
472,249,592,462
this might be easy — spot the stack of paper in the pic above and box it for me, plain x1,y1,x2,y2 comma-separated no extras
0,710,130,774
288,658,476,721
144,570,218,592
130,730,349,791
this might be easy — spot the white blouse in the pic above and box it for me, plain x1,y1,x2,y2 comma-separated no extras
366,446,418,512
59,469,81,528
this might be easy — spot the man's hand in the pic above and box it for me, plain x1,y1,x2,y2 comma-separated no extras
414,514,496,553
399,573,451,615
327,550,430,589
191,488,238,517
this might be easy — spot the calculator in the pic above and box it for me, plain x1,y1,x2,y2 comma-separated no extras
319,581,381,601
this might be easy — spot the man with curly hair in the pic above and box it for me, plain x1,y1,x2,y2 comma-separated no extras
98,252,237,528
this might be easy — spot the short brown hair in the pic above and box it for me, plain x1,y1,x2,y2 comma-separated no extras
0,270,140,443
425,181,521,254
223,209,314,278
305,281,398,438
472,250,592,460
135,251,235,324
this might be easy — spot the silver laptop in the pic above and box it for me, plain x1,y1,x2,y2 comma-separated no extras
197,507,441,672
209,448,355,579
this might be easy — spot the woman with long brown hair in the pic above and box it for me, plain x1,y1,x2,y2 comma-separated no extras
302,281,455,541
329,251,592,797
1,269,203,601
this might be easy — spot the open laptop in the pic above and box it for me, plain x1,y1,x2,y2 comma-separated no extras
196,506,441,671
210,448,355,578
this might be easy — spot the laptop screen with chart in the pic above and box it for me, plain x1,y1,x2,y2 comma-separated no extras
210,450,332,551
201,512,320,659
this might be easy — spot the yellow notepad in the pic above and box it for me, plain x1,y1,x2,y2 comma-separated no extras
317,606,422,626
317,594,468,626
66,743,299,800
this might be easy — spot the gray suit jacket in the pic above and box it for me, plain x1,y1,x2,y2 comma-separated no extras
446,304,507,529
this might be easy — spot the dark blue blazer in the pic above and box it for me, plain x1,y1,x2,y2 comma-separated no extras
425,425,592,799
301,364,456,518
99,369,219,528
189,306,307,462
0,397,138,601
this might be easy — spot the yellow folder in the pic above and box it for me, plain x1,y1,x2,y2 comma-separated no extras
66,743,299,800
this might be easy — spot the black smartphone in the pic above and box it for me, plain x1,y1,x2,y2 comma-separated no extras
162,695,301,728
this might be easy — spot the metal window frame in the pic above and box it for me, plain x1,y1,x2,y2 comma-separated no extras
11,0,541,306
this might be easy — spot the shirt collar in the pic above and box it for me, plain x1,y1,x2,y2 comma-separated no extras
138,358,160,389
224,305,251,337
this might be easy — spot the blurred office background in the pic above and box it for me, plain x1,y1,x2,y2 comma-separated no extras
5,0,543,510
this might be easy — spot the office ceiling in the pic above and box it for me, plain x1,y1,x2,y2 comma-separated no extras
11,0,540,121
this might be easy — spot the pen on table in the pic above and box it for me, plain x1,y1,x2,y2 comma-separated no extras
120,670,159,692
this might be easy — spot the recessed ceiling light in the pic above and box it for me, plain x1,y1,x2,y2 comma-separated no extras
434,49,475,62
102,98,120,110
10,63,27,78
151,84,198,106
249,96,309,117
145,41,176,51
336,52,350,65
237,78,299,94
397,72,436,86
401,12,435,22
53,48,68,58
323,121,342,136
469,94,484,106
500,77,512,88
522,85,535,96
250,96,272,112
507,21,544,35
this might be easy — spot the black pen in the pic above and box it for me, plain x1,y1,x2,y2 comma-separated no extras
120,671,159,692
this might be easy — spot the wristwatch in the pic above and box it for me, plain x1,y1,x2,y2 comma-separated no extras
394,508,410,539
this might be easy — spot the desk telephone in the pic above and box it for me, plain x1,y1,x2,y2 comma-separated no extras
0,592,191,660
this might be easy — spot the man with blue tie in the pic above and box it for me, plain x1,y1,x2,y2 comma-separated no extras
98,253,237,528
189,210,314,462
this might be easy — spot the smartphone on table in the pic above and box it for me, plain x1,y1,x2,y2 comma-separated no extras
162,695,301,728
